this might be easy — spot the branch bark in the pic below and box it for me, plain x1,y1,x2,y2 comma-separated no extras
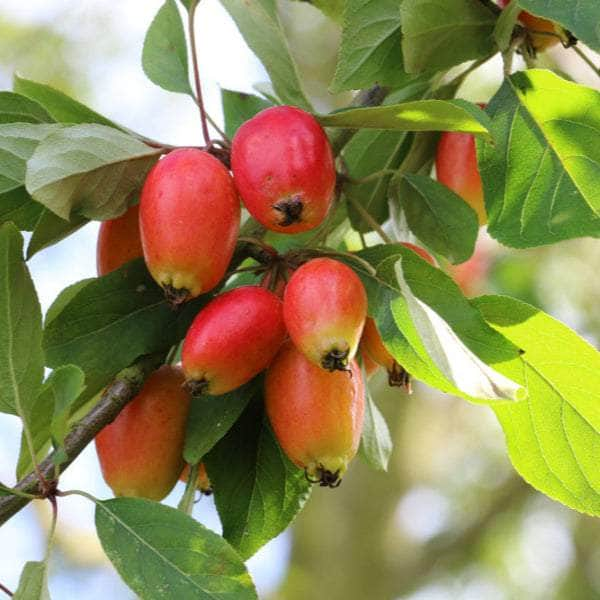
0,354,163,526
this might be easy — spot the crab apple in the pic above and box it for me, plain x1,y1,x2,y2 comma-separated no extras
265,341,365,487
96,204,143,276
95,365,190,501
140,148,240,304
436,129,487,226
182,286,287,395
231,106,335,234
359,345,380,379
361,317,411,391
283,257,367,372
498,0,561,51
180,464,212,495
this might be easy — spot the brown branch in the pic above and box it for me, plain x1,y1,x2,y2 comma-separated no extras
0,354,163,527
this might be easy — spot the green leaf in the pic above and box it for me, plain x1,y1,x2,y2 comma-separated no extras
401,0,496,73
474,295,600,516
206,397,311,559
331,0,407,92
318,99,492,138
0,187,43,231
494,0,521,51
0,92,53,124
96,498,257,600
43,259,181,407
519,0,600,52
184,380,256,464
0,223,43,416
14,75,122,129
27,210,87,259
479,70,600,248
359,381,392,471
221,89,273,139
219,0,312,111
26,124,160,221
394,174,479,264
306,0,344,23
357,245,523,403
0,123,60,194
142,0,193,95
15,365,85,478
342,80,432,233
12,561,49,600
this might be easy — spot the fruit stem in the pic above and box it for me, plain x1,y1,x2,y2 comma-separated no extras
188,0,212,147
572,44,600,77
178,463,199,515
345,194,393,244
344,169,399,186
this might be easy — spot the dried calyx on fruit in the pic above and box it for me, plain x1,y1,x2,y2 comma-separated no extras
231,106,336,234
265,341,365,488
283,257,367,372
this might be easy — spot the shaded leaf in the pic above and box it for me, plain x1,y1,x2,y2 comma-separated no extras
206,397,311,559
395,174,479,264
332,0,407,92
494,0,521,51
0,92,52,124
0,187,43,231
401,0,496,73
27,210,87,259
221,89,273,139
359,380,392,471
0,123,60,194
14,75,121,129
474,295,600,516
0,223,43,416
219,0,312,110
142,0,193,95
184,379,256,464
479,70,600,247
96,498,256,599
43,259,182,407
26,124,160,221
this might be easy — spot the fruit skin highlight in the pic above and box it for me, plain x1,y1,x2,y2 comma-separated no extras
96,204,143,276
231,106,335,234
436,130,487,225
283,257,367,372
182,286,287,395
140,148,240,303
95,365,190,501
265,341,365,487
498,0,561,51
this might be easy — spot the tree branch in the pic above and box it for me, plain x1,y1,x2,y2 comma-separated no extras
0,354,164,526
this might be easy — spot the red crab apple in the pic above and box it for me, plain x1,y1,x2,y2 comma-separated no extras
95,365,190,501
265,341,365,488
140,148,240,304
231,106,335,234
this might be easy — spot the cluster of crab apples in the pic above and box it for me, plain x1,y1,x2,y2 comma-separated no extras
94,98,486,499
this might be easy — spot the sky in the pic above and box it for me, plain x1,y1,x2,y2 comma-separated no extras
0,1,288,597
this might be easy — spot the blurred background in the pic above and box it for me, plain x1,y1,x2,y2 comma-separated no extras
0,1,599,598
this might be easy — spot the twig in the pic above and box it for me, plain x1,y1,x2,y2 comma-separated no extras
572,44,600,77
345,193,393,244
0,583,13,597
0,354,164,527
188,0,211,147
